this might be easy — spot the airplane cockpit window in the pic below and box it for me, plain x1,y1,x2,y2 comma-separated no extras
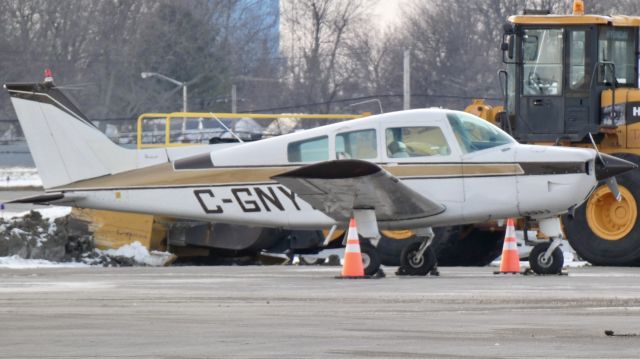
446,112,514,154
335,129,377,159
385,127,451,158
287,136,329,162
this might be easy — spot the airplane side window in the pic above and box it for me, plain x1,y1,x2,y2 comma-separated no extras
385,126,451,158
335,129,377,160
447,112,514,154
287,136,329,162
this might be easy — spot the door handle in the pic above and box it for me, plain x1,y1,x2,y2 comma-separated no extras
533,99,543,106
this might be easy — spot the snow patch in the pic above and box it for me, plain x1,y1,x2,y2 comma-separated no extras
10,227,25,236
94,241,174,266
0,255,88,269
0,167,42,188
1,207,71,221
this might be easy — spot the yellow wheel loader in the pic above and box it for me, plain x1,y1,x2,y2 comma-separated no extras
471,0,640,265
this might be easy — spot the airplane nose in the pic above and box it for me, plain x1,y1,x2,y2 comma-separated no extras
595,153,638,180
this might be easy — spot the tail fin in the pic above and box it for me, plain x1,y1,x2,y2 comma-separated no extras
4,82,137,189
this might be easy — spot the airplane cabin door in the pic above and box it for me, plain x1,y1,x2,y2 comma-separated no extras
446,112,518,222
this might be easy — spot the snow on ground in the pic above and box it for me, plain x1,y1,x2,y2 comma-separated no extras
0,255,88,269
91,241,175,267
0,167,41,188
1,206,71,221
0,242,175,268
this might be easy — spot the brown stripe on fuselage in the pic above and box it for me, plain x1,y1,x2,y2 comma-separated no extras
53,163,292,190
385,163,524,177
53,162,527,191
462,163,525,176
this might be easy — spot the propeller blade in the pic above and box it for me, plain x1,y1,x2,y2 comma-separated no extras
588,132,606,165
605,177,622,202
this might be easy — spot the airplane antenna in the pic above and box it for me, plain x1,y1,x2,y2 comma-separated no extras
588,132,606,165
208,112,244,143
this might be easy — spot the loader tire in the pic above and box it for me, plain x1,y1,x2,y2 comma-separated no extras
432,225,504,266
563,153,640,266
377,227,503,267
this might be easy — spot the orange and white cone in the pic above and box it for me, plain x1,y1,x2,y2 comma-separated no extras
340,218,365,278
497,218,521,274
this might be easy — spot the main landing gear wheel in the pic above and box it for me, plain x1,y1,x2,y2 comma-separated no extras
376,230,421,266
360,243,381,276
399,242,437,276
563,153,640,266
529,242,564,275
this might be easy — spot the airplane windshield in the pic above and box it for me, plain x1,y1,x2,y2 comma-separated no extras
447,112,514,154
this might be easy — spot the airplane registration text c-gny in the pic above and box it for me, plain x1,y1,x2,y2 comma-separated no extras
194,186,302,214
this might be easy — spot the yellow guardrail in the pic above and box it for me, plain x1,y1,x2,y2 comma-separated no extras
136,112,369,149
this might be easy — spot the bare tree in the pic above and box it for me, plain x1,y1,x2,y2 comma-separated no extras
280,0,374,113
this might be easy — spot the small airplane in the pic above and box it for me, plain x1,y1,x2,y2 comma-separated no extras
4,73,636,275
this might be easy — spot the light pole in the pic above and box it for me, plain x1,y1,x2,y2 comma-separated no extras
141,72,187,113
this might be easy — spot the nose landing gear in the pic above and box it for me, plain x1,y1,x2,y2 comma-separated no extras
528,217,565,275
529,237,564,275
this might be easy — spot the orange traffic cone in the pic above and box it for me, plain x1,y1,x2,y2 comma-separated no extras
496,218,521,274
338,218,365,278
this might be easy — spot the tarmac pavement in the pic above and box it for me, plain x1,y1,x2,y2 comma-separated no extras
0,265,639,358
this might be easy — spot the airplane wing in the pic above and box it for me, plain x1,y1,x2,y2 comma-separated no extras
272,159,445,222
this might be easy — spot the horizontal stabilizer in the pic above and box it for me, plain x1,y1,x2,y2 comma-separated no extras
273,159,446,222
8,192,67,205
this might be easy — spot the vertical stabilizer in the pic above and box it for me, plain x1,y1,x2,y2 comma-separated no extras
4,82,137,189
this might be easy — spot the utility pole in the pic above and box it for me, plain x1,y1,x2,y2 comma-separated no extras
231,84,237,113
182,84,188,113
403,48,411,110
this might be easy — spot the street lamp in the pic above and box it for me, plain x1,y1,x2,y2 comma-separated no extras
141,72,187,113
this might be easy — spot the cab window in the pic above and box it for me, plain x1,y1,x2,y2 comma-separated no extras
522,28,564,95
385,127,451,158
447,112,514,154
287,136,328,162
335,129,377,159
569,30,587,91
598,27,637,86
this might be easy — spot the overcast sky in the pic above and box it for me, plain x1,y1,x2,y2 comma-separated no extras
373,0,411,28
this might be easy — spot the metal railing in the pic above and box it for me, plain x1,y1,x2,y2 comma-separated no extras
135,112,369,149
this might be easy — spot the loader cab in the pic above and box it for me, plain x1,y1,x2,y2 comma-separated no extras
502,14,640,142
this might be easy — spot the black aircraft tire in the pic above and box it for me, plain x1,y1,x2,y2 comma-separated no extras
529,242,564,275
299,256,325,265
432,226,504,266
563,153,640,266
360,243,381,276
400,242,437,276
376,234,421,266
